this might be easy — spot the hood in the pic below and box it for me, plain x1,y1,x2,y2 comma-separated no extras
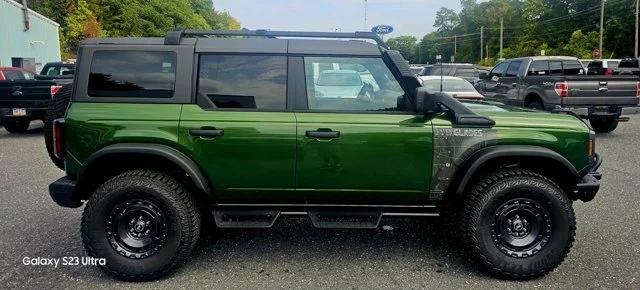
461,101,590,131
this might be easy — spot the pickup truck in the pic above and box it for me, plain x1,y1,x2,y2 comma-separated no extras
615,58,640,77
35,61,75,85
0,79,58,133
476,56,640,132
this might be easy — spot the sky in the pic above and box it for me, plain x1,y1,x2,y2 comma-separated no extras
214,0,462,39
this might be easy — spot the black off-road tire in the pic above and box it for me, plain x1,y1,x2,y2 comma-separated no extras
2,117,31,133
461,169,575,280
81,169,201,281
589,116,619,133
44,84,72,170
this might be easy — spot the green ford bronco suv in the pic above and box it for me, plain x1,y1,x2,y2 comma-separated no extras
46,30,601,281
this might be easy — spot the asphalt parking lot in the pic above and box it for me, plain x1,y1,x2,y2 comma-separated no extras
0,119,638,289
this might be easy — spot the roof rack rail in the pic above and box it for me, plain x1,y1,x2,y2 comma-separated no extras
164,29,388,48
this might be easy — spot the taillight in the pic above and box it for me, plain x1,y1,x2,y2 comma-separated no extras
605,68,614,75
53,118,65,159
554,81,569,97
50,85,63,98
588,131,596,158
636,81,640,98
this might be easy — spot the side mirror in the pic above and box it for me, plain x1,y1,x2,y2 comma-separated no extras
415,87,441,116
414,87,495,127
478,72,488,79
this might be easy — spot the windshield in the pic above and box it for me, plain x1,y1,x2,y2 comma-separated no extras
317,72,362,86
422,78,477,92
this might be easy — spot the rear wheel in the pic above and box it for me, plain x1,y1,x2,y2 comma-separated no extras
461,169,575,280
589,116,619,133
526,100,544,110
2,118,30,133
81,169,201,281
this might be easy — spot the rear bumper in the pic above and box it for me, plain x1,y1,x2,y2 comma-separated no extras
49,177,82,208
573,153,602,202
560,105,640,117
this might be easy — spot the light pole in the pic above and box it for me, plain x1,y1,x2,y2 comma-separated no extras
364,0,368,31
599,0,605,59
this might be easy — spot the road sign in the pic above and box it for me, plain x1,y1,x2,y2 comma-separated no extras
593,49,600,58
371,25,394,35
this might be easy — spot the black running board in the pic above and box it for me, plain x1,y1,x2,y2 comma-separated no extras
214,210,280,228
308,210,382,229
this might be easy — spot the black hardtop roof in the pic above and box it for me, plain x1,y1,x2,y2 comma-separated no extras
82,29,386,56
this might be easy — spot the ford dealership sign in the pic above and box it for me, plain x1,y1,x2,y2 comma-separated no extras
371,25,394,35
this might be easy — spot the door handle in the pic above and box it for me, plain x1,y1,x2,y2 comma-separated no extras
189,127,224,137
306,129,340,139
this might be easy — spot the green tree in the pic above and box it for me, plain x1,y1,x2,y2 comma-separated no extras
563,30,599,58
386,36,417,63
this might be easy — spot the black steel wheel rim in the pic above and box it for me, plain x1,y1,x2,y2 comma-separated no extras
491,198,552,258
106,198,167,259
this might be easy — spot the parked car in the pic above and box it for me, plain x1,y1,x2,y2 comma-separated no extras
0,77,58,133
419,63,490,83
476,56,639,132
580,59,620,75
314,70,368,98
47,30,601,281
0,67,36,81
409,65,424,75
35,60,75,84
615,58,640,76
418,75,484,100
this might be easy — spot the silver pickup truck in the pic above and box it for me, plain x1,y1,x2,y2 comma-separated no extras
476,56,640,132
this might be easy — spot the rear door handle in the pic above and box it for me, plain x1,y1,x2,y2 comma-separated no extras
306,129,340,139
189,127,224,137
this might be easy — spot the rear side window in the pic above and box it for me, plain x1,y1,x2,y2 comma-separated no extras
505,61,522,77
2,70,26,80
528,60,549,75
88,51,176,98
198,55,287,110
549,61,563,75
562,61,584,75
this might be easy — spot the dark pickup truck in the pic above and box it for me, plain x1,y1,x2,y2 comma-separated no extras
476,56,640,132
615,58,640,77
0,79,59,133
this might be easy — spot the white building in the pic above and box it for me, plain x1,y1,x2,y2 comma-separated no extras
0,0,61,72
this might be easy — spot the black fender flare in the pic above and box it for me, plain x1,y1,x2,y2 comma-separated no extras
454,145,580,195
79,143,211,194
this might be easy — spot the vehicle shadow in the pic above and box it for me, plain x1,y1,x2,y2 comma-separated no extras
185,217,479,278
0,122,44,138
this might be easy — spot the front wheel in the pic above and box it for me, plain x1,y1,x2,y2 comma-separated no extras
589,116,619,133
81,169,201,281
461,169,575,280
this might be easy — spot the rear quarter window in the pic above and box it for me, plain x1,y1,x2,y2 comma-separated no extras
88,51,176,98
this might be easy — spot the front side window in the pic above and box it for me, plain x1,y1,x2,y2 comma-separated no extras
88,51,176,98
304,57,405,112
505,61,522,77
198,55,287,110
490,62,508,78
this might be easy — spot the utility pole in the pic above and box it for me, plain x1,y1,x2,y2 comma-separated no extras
500,18,504,59
599,0,605,59
454,35,457,55
480,26,484,63
635,0,640,58
364,0,368,31
486,44,489,60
